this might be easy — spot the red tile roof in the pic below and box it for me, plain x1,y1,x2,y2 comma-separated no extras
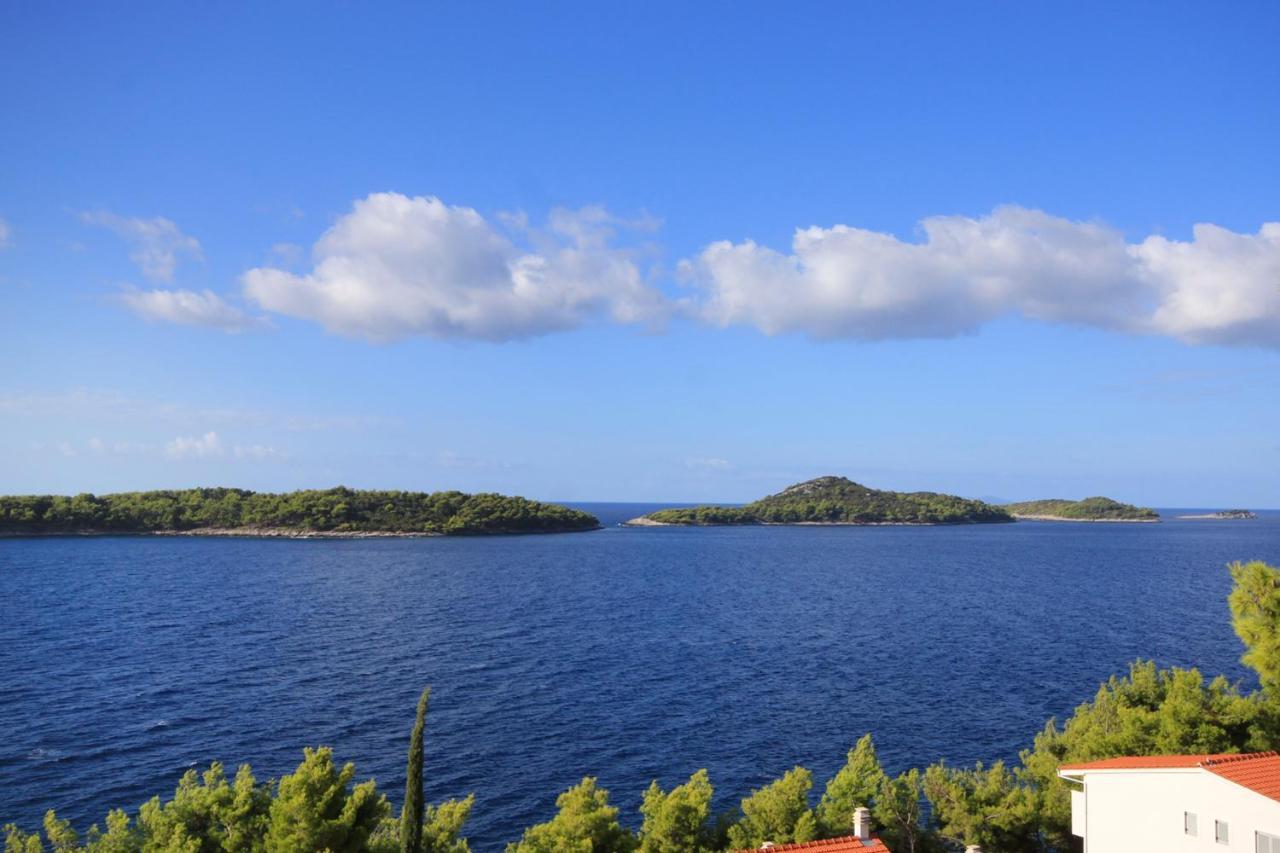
1203,752,1280,802
731,836,891,853
1060,751,1280,803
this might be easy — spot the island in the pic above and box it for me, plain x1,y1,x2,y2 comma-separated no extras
626,476,1013,526
1003,497,1159,522
0,487,601,537
1177,509,1258,520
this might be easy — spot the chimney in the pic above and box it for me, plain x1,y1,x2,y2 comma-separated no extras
853,806,872,840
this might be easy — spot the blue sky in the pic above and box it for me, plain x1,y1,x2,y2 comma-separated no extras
1,1,1278,505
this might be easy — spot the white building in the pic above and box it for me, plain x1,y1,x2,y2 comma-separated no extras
1059,751,1280,852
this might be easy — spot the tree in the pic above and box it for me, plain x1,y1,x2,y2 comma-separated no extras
136,761,270,852
402,687,431,853
923,761,1039,852
725,767,816,850
1016,660,1269,846
873,770,929,853
816,734,886,838
505,778,633,853
264,748,388,853
3,823,44,853
82,810,139,853
637,769,714,853
39,814,76,853
1229,560,1280,692
419,796,473,853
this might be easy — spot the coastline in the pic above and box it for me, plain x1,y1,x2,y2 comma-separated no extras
623,517,1013,527
1010,514,1160,523
0,525,601,540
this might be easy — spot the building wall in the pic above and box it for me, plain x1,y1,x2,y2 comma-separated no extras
1077,769,1280,853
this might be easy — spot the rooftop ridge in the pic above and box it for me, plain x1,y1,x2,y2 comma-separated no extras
1202,750,1279,767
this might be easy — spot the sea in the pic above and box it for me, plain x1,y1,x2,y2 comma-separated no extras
2,505,1278,849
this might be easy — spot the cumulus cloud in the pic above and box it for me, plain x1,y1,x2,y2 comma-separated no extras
119,287,267,333
81,211,202,282
164,432,285,462
680,206,1280,347
241,192,666,342
165,431,224,460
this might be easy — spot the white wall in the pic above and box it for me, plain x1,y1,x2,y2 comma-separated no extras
1075,768,1280,853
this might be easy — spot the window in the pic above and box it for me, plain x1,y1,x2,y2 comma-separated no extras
1258,831,1280,853
1217,820,1230,844
1185,812,1198,835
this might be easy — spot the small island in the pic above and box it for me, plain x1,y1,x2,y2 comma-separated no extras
626,476,1013,526
0,487,601,537
1004,497,1159,522
1178,509,1258,520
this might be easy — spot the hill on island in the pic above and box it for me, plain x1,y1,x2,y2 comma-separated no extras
0,487,600,536
1003,496,1159,522
632,476,1013,526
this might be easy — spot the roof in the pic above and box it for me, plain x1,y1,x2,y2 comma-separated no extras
732,836,891,853
1059,751,1280,804
1058,754,1234,771
1204,753,1280,802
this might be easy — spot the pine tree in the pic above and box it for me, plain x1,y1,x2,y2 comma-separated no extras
401,687,431,853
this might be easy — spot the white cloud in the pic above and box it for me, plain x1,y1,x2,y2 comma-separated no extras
684,457,733,471
165,431,224,460
81,210,202,282
165,432,287,461
234,444,286,461
241,192,666,342
119,287,267,333
0,217,11,249
1135,223,1280,346
681,206,1280,347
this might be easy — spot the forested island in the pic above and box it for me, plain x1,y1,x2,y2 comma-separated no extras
1003,496,1159,522
0,487,600,537
628,476,1013,526
1178,509,1258,520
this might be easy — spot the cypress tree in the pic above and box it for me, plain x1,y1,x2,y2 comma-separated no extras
400,687,430,853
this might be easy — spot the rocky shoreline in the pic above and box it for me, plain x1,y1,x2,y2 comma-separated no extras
0,525,599,539
623,517,1010,527
1010,514,1160,523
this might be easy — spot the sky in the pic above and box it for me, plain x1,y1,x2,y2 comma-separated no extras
1,1,1278,505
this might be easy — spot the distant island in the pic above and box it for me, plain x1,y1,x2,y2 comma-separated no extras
0,487,601,537
1004,497,1159,522
627,476,1013,526
1178,509,1258,520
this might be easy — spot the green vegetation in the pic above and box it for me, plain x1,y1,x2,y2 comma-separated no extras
0,487,599,536
505,778,633,853
1003,496,1158,521
637,770,716,853
401,688,430,853
638,476,1012,526
8,561,1279,852
724,767,817,850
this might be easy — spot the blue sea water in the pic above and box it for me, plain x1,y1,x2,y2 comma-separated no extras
2,506,1279,849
